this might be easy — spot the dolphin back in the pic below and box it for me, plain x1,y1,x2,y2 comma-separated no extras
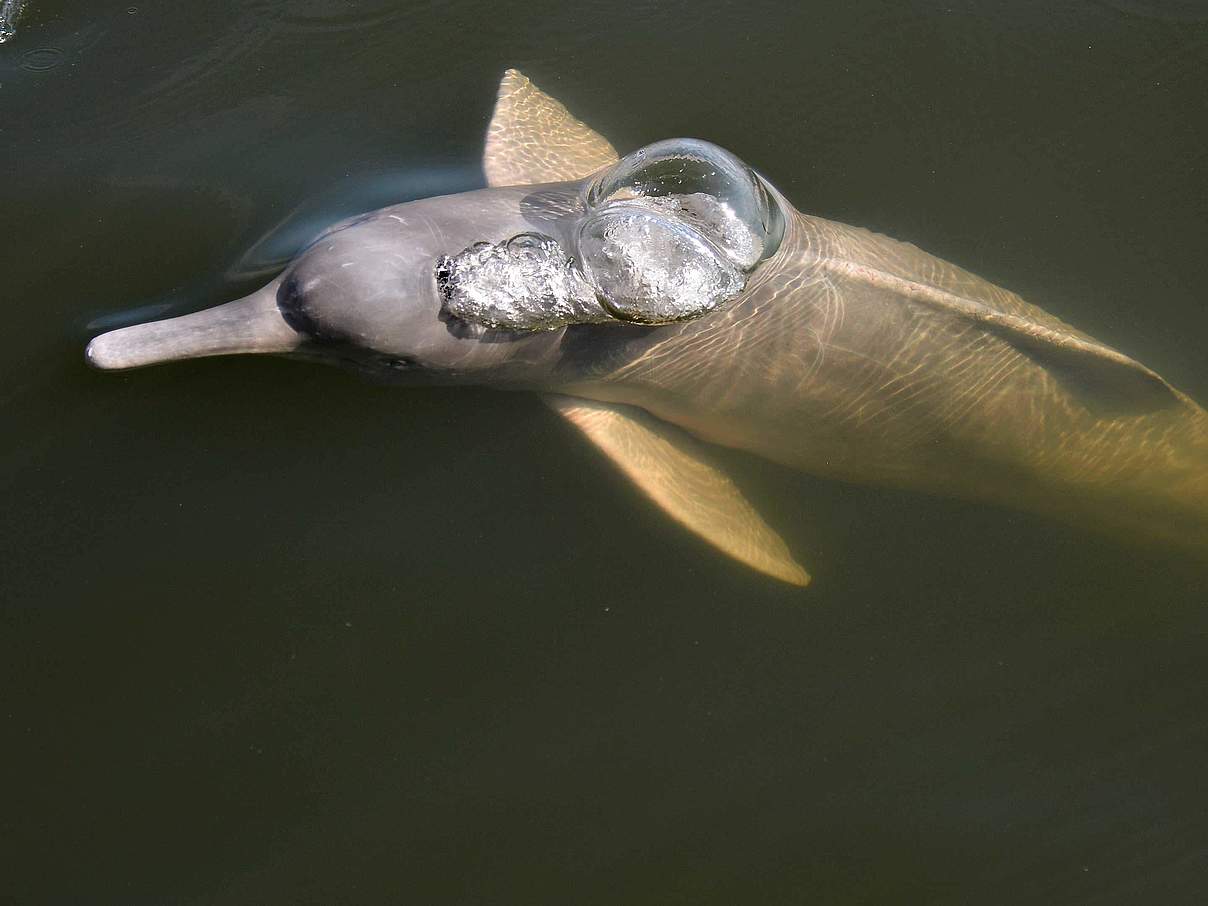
567,205,1208,553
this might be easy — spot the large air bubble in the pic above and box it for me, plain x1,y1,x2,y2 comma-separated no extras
578,139,784,323
585,138,783,268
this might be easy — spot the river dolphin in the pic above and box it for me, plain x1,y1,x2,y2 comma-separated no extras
86,70,1208,585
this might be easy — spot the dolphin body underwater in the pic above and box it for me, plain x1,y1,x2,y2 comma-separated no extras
87,70,1208,585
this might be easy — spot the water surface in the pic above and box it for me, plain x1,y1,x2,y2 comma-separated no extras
3,1,1208,902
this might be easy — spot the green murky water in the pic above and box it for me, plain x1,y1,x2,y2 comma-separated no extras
3,1,1207,902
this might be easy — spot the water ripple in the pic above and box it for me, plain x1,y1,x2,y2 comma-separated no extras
1099,0,1208,21
18,46,63,71
267,0,414,34
225,165,480,282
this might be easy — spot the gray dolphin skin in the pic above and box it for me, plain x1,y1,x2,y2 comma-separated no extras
86,70,1208,585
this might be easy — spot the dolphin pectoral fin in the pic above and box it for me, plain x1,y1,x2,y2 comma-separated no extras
483,69,620,188
544,395,811,587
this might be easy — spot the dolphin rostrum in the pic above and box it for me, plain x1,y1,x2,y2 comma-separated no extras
86,70,1208,585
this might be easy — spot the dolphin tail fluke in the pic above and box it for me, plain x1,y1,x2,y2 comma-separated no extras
545,394,811,587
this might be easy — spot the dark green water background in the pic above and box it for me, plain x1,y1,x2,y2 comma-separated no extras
3,1,1208,902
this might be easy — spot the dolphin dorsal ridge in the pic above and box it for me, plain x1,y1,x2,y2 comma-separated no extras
483,69,620,188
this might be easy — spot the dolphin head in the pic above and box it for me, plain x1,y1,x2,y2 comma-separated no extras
83,183,578,384
85,139,786,385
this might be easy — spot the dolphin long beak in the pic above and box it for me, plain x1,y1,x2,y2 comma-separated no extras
85,281,301,371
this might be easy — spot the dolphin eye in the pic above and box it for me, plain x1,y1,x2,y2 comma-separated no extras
577,139,784,323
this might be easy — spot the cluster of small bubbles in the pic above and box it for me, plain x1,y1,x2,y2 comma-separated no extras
435,233,612,331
